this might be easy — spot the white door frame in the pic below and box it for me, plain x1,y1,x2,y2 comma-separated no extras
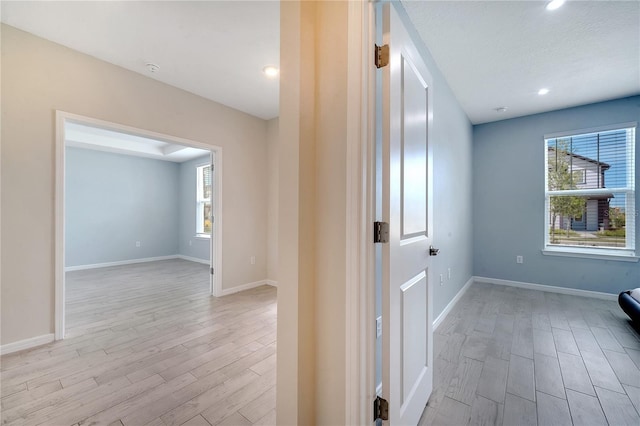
345,0,377,423
54,111,223,340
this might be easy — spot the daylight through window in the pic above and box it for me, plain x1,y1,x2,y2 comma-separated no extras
545,125,636,256
196,164,212,235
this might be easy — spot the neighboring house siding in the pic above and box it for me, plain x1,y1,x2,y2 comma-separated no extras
586,199,598,231
549,147,610,232
582,166,602,188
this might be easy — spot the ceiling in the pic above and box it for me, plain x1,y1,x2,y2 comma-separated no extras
65,121,210,163
2,1,638,125
1,1,280,120
402,0,640,124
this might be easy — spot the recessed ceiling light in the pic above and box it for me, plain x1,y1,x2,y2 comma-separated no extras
262,65,279,78
538,88,550,95
495,107,508,113
546,0,565,11
145,63,160,73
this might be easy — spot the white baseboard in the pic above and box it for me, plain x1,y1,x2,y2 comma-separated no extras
0,333,55,355
433,276,474,331
221,280,272,296
65,255,180,272
265,280,278,287
473,276,618,301
176,255,210,265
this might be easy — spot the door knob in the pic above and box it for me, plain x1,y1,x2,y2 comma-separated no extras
429,246,440,256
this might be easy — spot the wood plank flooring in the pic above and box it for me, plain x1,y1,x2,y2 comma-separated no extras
1,259,277,426
5,265,639,425
420,281,640,426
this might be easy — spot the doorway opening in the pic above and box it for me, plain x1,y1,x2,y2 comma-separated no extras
55,111,223,340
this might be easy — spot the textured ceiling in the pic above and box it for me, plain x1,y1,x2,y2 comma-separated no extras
1,1,280,120
402,1,640,124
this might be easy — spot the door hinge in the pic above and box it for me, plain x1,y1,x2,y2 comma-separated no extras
210,267,214,275
374,221,389,244
375,44,389,69
374,396,389,421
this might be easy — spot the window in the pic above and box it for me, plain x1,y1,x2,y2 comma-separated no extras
572,169,586,185
196,164,212,235
544,124,636,258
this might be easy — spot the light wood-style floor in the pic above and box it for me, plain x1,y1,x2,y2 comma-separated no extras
5,265,640,426
420,281,640,426
1,259,277,426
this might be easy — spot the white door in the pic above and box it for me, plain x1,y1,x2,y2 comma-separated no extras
380,3,435,424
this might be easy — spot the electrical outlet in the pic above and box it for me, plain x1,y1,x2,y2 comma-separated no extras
439,274,444,285
376,316,382,338
516,255,523,264
250,256,256,265
189,240,192,246
135,241,141,247
447,268,451,280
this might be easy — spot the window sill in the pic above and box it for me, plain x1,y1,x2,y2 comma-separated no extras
542,247,639,262
194,234,211,240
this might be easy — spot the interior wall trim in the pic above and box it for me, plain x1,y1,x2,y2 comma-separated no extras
64,255,180,272
433,276,474,330
176,255,210,265
1,333,55,356
473,276,618,301
220,279,273,296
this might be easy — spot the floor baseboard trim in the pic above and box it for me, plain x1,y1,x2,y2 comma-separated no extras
1,334,55,355
175,255,210,265
433,276,474,331
221,280,272,296
65,255,180,272
265,280,278,287
473,276,618,301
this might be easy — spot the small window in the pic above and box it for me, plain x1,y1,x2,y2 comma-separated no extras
572,169,586,185
196,164,212,235
544,125,636,258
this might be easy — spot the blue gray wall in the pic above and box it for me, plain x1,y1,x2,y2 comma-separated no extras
473,96,640,294
65,147,179,266
66,148,211,266
178,155,212,261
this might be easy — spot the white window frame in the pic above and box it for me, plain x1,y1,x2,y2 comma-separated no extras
196,163,212,237
543,122,638,262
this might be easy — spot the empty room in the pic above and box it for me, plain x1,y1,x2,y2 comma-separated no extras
2,1,279,425
63,121,219,338
2,1,640,426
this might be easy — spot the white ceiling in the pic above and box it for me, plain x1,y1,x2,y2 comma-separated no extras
1,1,280,120
402,1,640,124
66,121,210,163
2,1,637,126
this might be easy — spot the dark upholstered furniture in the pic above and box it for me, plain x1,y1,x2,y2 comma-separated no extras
619,290,640,323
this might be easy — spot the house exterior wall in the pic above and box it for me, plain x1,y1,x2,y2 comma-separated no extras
549,148,610,232
582,164,603,189
586,199,598,231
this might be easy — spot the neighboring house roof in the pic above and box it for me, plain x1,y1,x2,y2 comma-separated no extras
548,147,611,171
